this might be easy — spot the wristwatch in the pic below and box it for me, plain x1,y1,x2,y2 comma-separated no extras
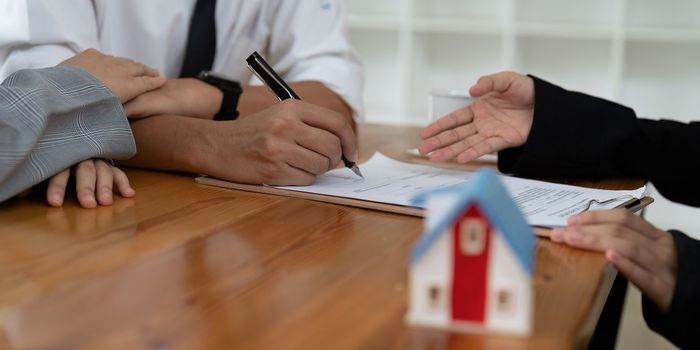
196,71,243,121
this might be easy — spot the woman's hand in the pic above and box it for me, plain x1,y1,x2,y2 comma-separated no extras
46,159,135,208
419,71,535,163
552,209,677,312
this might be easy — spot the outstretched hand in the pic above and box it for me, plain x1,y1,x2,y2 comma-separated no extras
419,71,535,163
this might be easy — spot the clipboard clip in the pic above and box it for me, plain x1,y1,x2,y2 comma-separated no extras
582,195,635,211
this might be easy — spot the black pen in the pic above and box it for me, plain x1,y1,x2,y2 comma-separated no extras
246,51,363,178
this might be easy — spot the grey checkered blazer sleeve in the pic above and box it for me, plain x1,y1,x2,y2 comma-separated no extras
0,65,136,203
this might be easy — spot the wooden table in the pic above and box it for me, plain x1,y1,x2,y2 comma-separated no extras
0,124,645,350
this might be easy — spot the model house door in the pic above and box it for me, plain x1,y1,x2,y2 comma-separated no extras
451,205,491,323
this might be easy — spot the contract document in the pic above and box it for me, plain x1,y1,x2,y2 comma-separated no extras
274,153,647,227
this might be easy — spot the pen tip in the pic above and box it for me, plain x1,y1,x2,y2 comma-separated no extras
351,165,364,178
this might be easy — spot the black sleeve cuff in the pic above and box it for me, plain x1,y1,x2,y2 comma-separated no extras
642,230,700,349
498,75,638,179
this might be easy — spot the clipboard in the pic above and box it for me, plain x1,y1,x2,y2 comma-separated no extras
195,176,425,216
194,176,654,237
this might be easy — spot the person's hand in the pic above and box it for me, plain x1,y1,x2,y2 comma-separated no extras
419,71,535,163
199,99,358,186
551,209,677,312
46,159,135,208
123,78,222,119
59,48,166,105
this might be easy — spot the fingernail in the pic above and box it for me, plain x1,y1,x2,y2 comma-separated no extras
124,187,135,197
49,194,63,206
82,195,97,208
567,216,579,225
100,191,113,205
605,250,616,262
550,228,563,242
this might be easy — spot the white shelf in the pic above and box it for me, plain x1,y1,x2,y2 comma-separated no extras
345,0,700,125
411,18,501,35
514,22,612,40
409,32,503,120
346,14,400,31
514,0,615,27
627,0,700,30
413,0,508,22
625,27,700,43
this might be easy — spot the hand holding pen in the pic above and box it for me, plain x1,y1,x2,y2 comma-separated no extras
247,51,363,178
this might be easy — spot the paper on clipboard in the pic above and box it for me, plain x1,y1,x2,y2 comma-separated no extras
272,153,647,227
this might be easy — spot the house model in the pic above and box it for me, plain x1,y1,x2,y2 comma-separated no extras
406,169,535,336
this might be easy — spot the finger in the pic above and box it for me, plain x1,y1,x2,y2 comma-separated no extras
46,169,71,207
132,75,167,94
455,137,508,163
558,224,662,275
419,107,474,140
294,126,342,171
265,163,316,186
429,133,486,163
285,144,334,176
119,57,161,77
113,167,135,198
94,160,114,206
122,93,153,118
606,249,671,311
569,209,662,240
558,224,643,252
286,100,359,162
120,75,166,104
550,227,565,242
419,122,477,156
75,160,98,209
122,99,140,118
430,134,507,163
468,71,518,97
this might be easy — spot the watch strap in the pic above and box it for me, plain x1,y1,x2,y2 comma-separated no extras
213,87,241,120
197,71,242,121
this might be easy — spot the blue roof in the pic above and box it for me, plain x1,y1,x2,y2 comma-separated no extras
409,169,535,274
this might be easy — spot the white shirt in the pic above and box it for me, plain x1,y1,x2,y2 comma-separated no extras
0,0,364,118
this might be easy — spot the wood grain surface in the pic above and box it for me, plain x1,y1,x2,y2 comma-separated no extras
0,124,647,350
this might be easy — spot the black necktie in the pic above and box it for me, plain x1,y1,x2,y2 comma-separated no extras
179,0,217,78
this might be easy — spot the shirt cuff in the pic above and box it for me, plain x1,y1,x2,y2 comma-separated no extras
283,54,365,122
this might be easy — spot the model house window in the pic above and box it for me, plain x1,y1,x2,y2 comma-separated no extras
460,218,486,255
428,285,442,310
496,288,515,315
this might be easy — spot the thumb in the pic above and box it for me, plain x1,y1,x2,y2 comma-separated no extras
469,71,520,97
122,95,149,119
135,75,166,95
122,99,137,118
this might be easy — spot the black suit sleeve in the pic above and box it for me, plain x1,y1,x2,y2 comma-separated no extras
498,76,700,206
498,76,700,348
642,230,700,350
